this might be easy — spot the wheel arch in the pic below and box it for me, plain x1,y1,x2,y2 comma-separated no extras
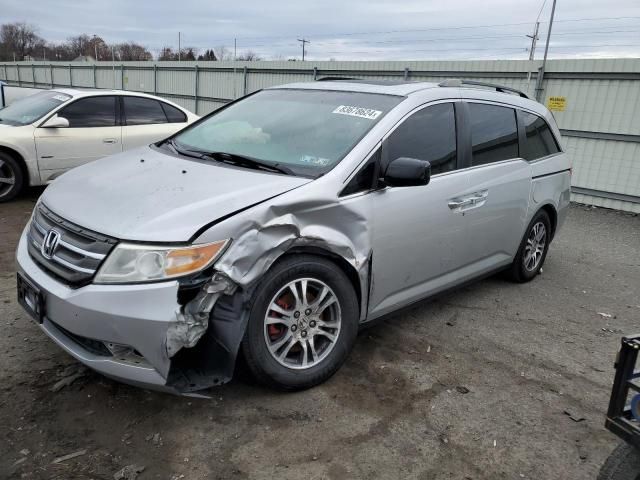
278,245,363,315
538,203,558,240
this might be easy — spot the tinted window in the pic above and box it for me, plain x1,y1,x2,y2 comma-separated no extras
385,103,457,175
469,103,518,166
124,97,167,125
521,111,560,160
161,102,187,123
59,96,116,127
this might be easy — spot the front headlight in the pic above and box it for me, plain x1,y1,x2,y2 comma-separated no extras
94,240,229,284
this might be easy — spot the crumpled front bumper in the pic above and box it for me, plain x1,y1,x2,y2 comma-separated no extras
16,229,181,392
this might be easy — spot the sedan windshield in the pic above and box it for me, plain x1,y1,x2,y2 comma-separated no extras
172,89,402,177
0,91,72,126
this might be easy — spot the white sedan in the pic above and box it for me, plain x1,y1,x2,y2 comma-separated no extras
0,88,198,201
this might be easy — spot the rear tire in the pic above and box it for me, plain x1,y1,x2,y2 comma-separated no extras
242,255,359,391
598,442,640,480
507,209,551,283
0,151,25,202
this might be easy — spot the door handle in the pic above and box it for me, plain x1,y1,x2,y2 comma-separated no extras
448,190,489,211
448,199,472,209
103,138,117,144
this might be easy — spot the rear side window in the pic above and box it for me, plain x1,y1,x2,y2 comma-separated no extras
520,111,560,160
123,97,168,125
59,96,117,128
469,103,518,166
161,102,187,123
385,103,457,175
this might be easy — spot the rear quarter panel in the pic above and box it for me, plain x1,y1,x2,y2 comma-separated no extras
529,152,572,236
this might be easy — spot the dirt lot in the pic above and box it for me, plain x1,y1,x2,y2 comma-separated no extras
1,188,639,480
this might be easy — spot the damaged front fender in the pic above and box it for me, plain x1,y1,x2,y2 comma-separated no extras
165,167,375,391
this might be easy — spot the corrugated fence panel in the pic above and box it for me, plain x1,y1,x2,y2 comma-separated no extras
96,66,122,89
122,67,155,93
52,65,70,86
198,69,241,101
1,58,639,212
156,68,194,97
70,66,95,87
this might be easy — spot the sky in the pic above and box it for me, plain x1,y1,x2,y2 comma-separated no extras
1,0,639,60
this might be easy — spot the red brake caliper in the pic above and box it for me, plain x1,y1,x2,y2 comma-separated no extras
269,298,290,339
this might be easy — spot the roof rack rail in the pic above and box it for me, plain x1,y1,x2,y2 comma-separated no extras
438,79,529,99
316,76,358,81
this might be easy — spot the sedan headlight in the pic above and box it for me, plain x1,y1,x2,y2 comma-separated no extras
94,240,228,284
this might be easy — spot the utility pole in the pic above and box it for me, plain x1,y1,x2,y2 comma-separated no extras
526,22,540,61
525,21,540,91
112,46,116,87
178,32,181,61
535,0,557,102
297,38,310,61
233,38,237,99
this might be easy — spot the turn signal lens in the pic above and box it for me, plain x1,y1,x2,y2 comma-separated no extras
165,242,227,276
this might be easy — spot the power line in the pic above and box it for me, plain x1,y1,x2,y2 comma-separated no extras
180,15,640,46
319,44,640,55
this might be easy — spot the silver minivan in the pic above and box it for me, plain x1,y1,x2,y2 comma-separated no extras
16,79,571,393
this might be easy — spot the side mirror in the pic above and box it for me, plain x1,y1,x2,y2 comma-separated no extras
384,157,431,187
42,115,69,128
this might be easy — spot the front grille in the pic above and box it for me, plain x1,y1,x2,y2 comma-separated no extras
27,204,117,287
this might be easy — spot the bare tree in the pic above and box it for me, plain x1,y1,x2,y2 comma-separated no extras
158,47,177,61
114,42,152,61
237,50,262,61
214,46,233,61
0,22,44,61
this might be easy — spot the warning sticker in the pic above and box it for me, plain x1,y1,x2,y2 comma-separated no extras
547,96,566,111
332,105,382,120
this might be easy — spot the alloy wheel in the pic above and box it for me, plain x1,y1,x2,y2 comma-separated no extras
523,221,547,271
264,278,342,370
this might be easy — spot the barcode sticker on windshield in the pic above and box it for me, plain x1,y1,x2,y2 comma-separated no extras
333,105,382,120
53,95,71,102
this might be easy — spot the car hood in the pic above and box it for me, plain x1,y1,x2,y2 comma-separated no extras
41,146,312,242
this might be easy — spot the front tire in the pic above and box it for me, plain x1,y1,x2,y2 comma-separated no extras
507,209,551,283
598,442,640,480
242,255,359,391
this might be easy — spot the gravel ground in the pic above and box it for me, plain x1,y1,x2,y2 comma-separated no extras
1,187,639,480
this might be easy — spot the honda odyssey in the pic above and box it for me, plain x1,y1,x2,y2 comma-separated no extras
16,79,570,393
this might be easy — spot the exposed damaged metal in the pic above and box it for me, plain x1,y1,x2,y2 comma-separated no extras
166,273,237,357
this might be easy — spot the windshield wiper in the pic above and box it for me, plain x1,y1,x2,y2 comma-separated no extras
203,152,294,175
165,140,294,176
165,139,209,159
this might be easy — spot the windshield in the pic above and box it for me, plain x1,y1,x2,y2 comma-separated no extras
172,89,402,177
0,91,72,126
